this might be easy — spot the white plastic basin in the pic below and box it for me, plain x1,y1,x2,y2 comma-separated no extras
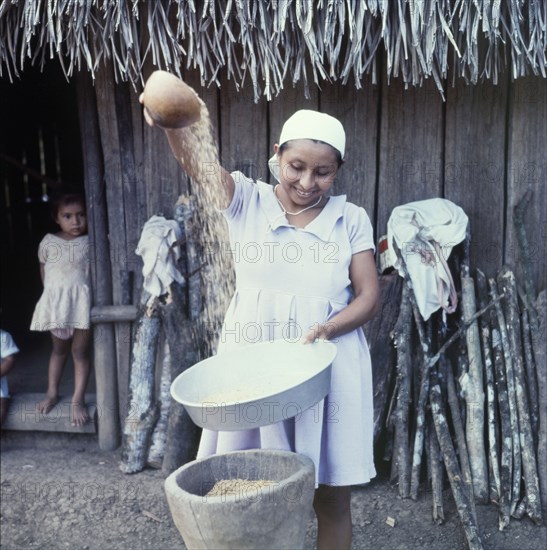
170,339,337,431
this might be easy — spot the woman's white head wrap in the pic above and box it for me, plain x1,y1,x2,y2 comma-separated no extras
268,109,345,181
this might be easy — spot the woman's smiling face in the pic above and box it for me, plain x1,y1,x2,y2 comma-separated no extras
275,139,341,209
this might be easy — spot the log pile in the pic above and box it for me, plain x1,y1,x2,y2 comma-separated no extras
383,195,545,549
119,197,202,475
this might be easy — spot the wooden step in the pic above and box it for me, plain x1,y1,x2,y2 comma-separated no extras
2,392,97,434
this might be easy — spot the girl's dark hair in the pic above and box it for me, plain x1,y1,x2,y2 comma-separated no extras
49,187,86,219
278,140,343,167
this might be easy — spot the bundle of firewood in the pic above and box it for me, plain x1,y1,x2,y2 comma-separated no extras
120,198,202,475
382,192,545,550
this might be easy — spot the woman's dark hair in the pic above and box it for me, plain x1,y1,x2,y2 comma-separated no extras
49,187,86,220
278,140,343,167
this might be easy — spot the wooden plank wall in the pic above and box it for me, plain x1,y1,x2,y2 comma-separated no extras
321,77,380,213
138,70,541,292
84,64,545,426
445,73,508,276
378,77,444,241
506,78,547,291
111,66,546,292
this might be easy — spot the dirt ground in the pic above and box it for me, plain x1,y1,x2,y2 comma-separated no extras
1,431,545,550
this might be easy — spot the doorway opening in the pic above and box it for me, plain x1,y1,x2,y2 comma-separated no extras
1,62,96,404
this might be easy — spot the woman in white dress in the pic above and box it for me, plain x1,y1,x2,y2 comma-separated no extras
142,97,379,549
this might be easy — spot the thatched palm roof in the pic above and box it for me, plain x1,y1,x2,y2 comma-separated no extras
1,1,545,99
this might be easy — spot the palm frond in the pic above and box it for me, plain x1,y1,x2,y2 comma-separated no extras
0,0,545,99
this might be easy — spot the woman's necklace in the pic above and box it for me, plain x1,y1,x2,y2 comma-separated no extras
274,185,322,216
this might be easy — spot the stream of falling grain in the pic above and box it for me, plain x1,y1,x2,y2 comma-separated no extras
174,96,235,355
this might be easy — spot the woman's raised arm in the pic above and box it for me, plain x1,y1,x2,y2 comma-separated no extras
139,71,235,208
162,126,235,209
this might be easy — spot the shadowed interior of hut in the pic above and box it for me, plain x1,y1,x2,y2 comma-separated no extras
0,62,96,403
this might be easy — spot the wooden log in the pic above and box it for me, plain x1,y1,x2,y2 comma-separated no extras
174,196,203,321
476,269,501,504
488,278,513,530
383,422,395,478
520,306,539,442
408,307,432,501
456,232,471,432
422,295,505,371
391,281,413,498
394,286,504,505
119,296,161,474
147,332,171,469
157,197,204,473
533,290,547,515
446,358,476,517
76,70,120,451
364,273,402,444
513,190,539,330
460,225,471,278
160,283,201,474
456,351,468,429
388,386,400,484
459,274,489,502
391,241,432,500
428,411,445,525
430,370,484,550
512,497,528,520
490,275,521,517
90,305,138,323
498,268,542,524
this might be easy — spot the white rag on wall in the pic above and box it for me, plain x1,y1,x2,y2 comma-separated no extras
135,215,185,297
386,198,469,321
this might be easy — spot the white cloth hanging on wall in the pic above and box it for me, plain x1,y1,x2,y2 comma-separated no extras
135,215,185,297
386,198,469,321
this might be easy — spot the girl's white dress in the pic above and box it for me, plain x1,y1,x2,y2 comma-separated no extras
197,172,377,486
30,233,91,332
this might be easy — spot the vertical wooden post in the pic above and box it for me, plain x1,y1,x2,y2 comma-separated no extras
76,71,120,450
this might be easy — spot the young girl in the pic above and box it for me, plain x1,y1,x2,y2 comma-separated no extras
142,94,379,548
30,189,92,427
